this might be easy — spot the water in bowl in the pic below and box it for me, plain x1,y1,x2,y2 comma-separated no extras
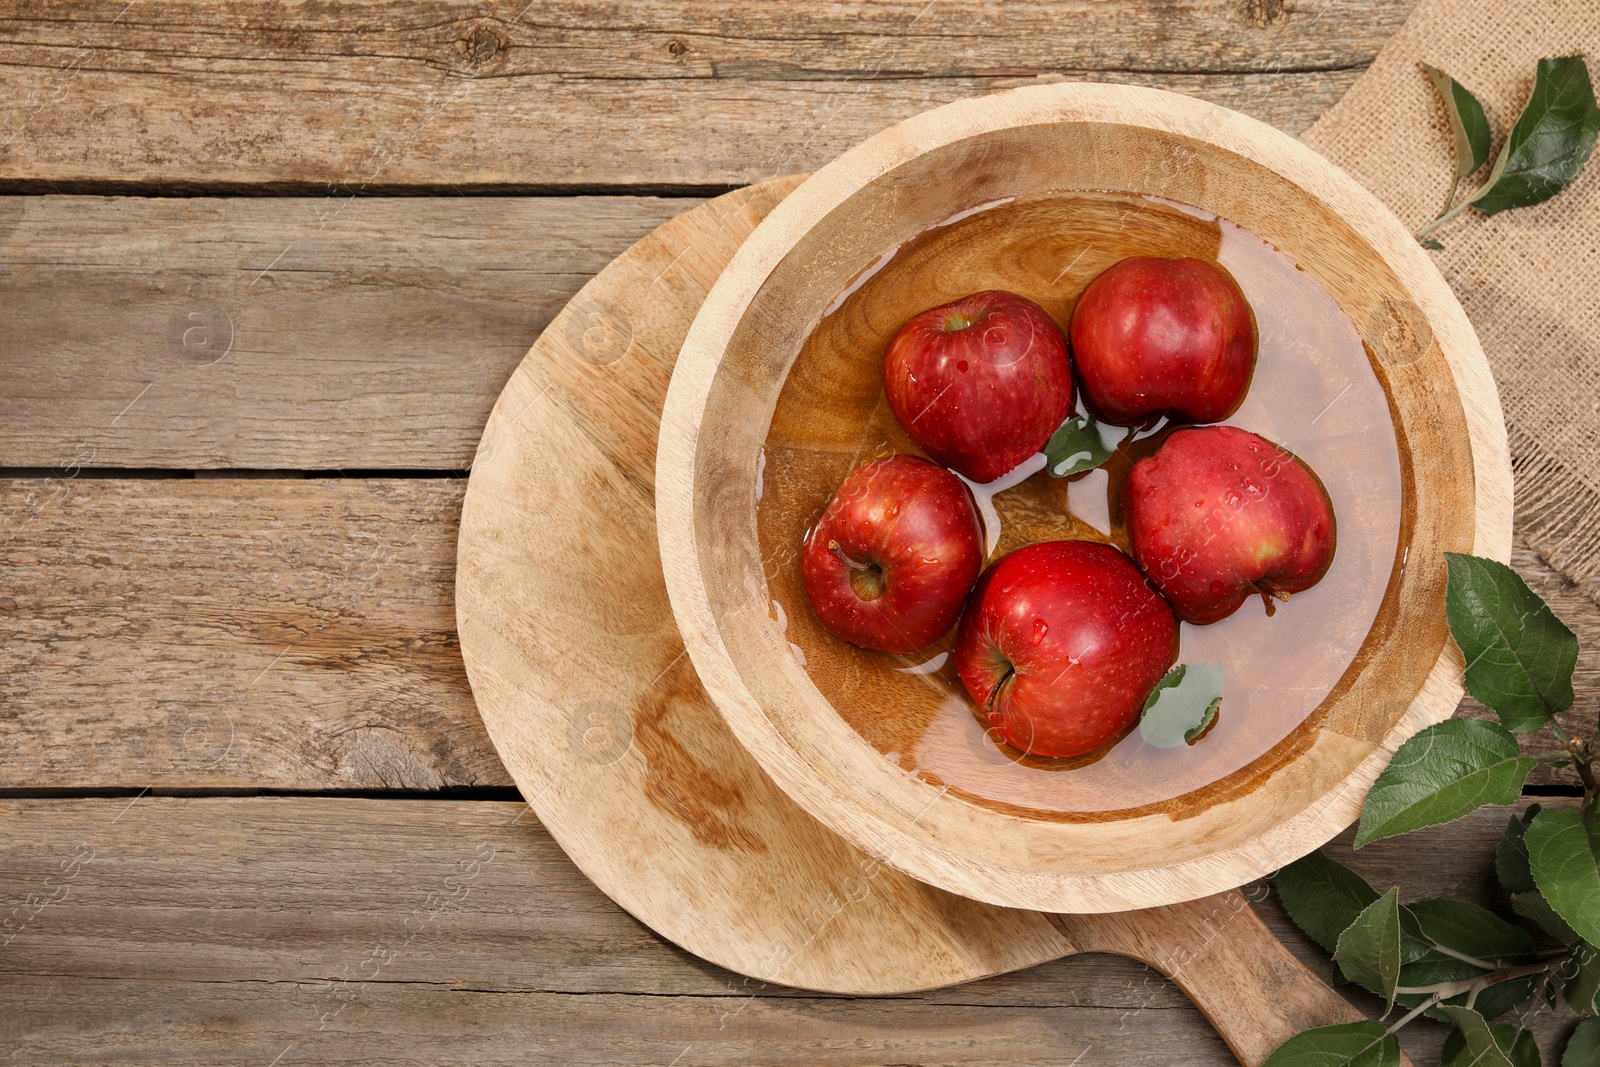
755,191,1403,819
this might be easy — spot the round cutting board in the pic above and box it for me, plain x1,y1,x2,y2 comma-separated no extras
455,177,1071,993
455,178,1388,1064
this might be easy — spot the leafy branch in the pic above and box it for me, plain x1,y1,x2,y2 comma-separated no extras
1265,554,1600,1067
1414,55,1600,249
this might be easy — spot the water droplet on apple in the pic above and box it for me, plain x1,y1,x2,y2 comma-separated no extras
1224,490,1242,508
957,359,969,373
1241,476,1262,495
1031,618,1049,644
1210,580,1228,596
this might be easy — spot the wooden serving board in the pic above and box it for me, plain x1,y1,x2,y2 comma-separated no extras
455,178,1384,1065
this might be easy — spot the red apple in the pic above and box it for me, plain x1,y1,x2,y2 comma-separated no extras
1126,425,1336,625
1069,256,1256,425
953,540,1177,758
801,455,984,654
883,290,1074,483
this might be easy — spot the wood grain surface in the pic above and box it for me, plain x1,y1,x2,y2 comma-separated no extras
0,195,683,470
1,475,498,790
454,176,1092,996
0,799,1577,1066
3,1,1592,1062
3,475,1593,792
0,0,1410,190
658,81,1509,914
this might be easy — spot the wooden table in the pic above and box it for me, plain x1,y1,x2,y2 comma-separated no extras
3,2,1595,1063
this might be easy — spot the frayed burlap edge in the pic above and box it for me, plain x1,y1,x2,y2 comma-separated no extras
1510,425,1600,587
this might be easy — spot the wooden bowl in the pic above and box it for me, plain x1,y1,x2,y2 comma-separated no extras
657,83,1511,914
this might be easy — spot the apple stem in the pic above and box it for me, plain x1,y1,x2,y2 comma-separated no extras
1252,583,1290,616
983,668,1015,718
828,539,873,573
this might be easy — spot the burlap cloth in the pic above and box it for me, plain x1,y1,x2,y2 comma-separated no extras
1300,0,1600,599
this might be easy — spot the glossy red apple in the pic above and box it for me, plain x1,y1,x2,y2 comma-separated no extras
953,540,1177,758
1069,256,1257,425
801,454,984,654
1126,425,1336,625
883,290,1074,483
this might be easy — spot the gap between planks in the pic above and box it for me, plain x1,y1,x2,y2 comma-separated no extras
0,799,1574,1067
0,0,1413,188
1,476,1596,793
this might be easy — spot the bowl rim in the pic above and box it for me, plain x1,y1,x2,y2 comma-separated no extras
657,81,1512,913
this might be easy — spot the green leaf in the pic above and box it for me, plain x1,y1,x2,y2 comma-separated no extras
1512,891,1581,945
1421,238,1446,250
1466,977,1542,1024
1336,888,1403,1011
1390,898,1537,1023
1422,63,1493,178
1564,941,1600,1015
1138,663,1224,748
1500,807,1542,895
1275,851,1380,954
1565,1018,1600,1067
1445,553,1578,732
1509,1027,1545,1067
1437,1006,1520,1067
1262,1021,1400,1067
1396,965,1533,1022
1527,807,1600,947
1442,1025,1544,1067
1356,719,1536,847
1471,55,1600,215
1044,412,1115,477
1402,897,1537,964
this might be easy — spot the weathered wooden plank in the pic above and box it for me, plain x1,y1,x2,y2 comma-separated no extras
0,799,1574,1066
0,195,685,470
4,476,1594,791
0,476,502,790
0,0,1412,190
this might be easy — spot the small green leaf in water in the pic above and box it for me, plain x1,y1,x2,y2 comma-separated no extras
1355,718,1534,847
1043,411,1115,477
1526,806,1600,947
1138,663,1224,748
1422,62,1493,179
1262,1021,1400,1067
1445,553,1578,732
1335,888,1403,1012
1471,55,1600,215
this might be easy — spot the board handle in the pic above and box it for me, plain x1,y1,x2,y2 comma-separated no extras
1055,889,1411,1067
